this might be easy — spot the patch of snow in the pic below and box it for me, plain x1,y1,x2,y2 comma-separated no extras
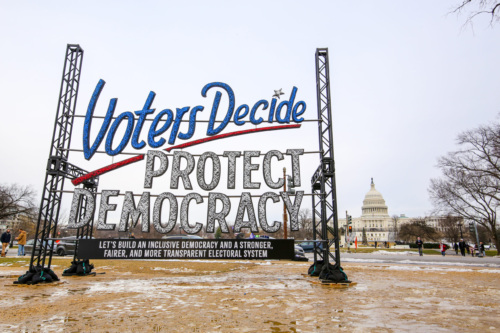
397,260,500,268
383,266,500,274
342,258,387,263
375,250,418,256
342,257,500,268
151,267,196,273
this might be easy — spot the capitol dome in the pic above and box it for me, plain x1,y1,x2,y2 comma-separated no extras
361,178,389,217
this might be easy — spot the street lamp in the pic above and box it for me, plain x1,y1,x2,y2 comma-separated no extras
283,168,288,240
286,175,295,196
282,168,296,240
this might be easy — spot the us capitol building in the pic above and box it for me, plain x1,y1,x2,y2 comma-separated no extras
338,179,446,245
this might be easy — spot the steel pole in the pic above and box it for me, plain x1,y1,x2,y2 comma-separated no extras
283,167,288,240
473,221,481,257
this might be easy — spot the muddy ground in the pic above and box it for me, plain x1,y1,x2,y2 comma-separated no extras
0,258,499,332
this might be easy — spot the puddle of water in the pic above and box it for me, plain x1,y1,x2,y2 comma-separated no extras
21,294,51,301
68,287,90,295
263,320,298,333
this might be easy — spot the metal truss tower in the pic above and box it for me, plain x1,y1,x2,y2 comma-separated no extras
26,44,98,279
310,48,346,282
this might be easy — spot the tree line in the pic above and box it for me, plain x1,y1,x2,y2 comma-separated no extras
393,215,491,246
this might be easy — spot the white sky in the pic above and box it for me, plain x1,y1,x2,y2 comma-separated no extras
1,1,499,228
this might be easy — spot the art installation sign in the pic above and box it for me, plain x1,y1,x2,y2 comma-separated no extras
68,80,307,260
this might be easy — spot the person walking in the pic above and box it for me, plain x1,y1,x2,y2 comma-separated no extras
1,229,11,257
439,242,447,256
416,237,424,256
453,242,459,255
470,244,476,257
479,242,485,257
458,239,466,257
15,228,27,256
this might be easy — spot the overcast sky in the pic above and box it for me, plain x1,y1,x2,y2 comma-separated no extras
1,1,499,228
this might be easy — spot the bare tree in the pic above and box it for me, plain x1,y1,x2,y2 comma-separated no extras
290,208,313,240
0,183,36,220
453,0,500,26
429,122,500,254
398,218,440,243
439,215,463,244
362,227,368,245
9,209,38,240
390,215,400,241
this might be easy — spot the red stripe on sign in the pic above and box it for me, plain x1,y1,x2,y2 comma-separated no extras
165,124,301,152
71,154,145,186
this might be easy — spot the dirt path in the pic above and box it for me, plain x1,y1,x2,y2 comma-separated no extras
1,258,499,332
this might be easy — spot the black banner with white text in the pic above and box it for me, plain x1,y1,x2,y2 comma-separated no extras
77,239,295,260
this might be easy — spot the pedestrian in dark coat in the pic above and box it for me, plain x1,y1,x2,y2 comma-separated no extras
458,239,466,257
480,242,485,257
1,229,11,257
416,237,424,256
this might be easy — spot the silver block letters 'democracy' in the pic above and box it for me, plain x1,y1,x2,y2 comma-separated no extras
68,150,303,234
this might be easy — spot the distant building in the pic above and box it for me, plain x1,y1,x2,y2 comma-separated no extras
339,178,393,244
425,216,448,233
339,179,454,245
0,210,33,232
0,206,21,231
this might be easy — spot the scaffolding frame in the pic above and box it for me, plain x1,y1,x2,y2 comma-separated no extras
28,44,98,274
310,48,341,269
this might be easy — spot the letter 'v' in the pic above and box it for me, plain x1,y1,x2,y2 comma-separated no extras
83,79,117,160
